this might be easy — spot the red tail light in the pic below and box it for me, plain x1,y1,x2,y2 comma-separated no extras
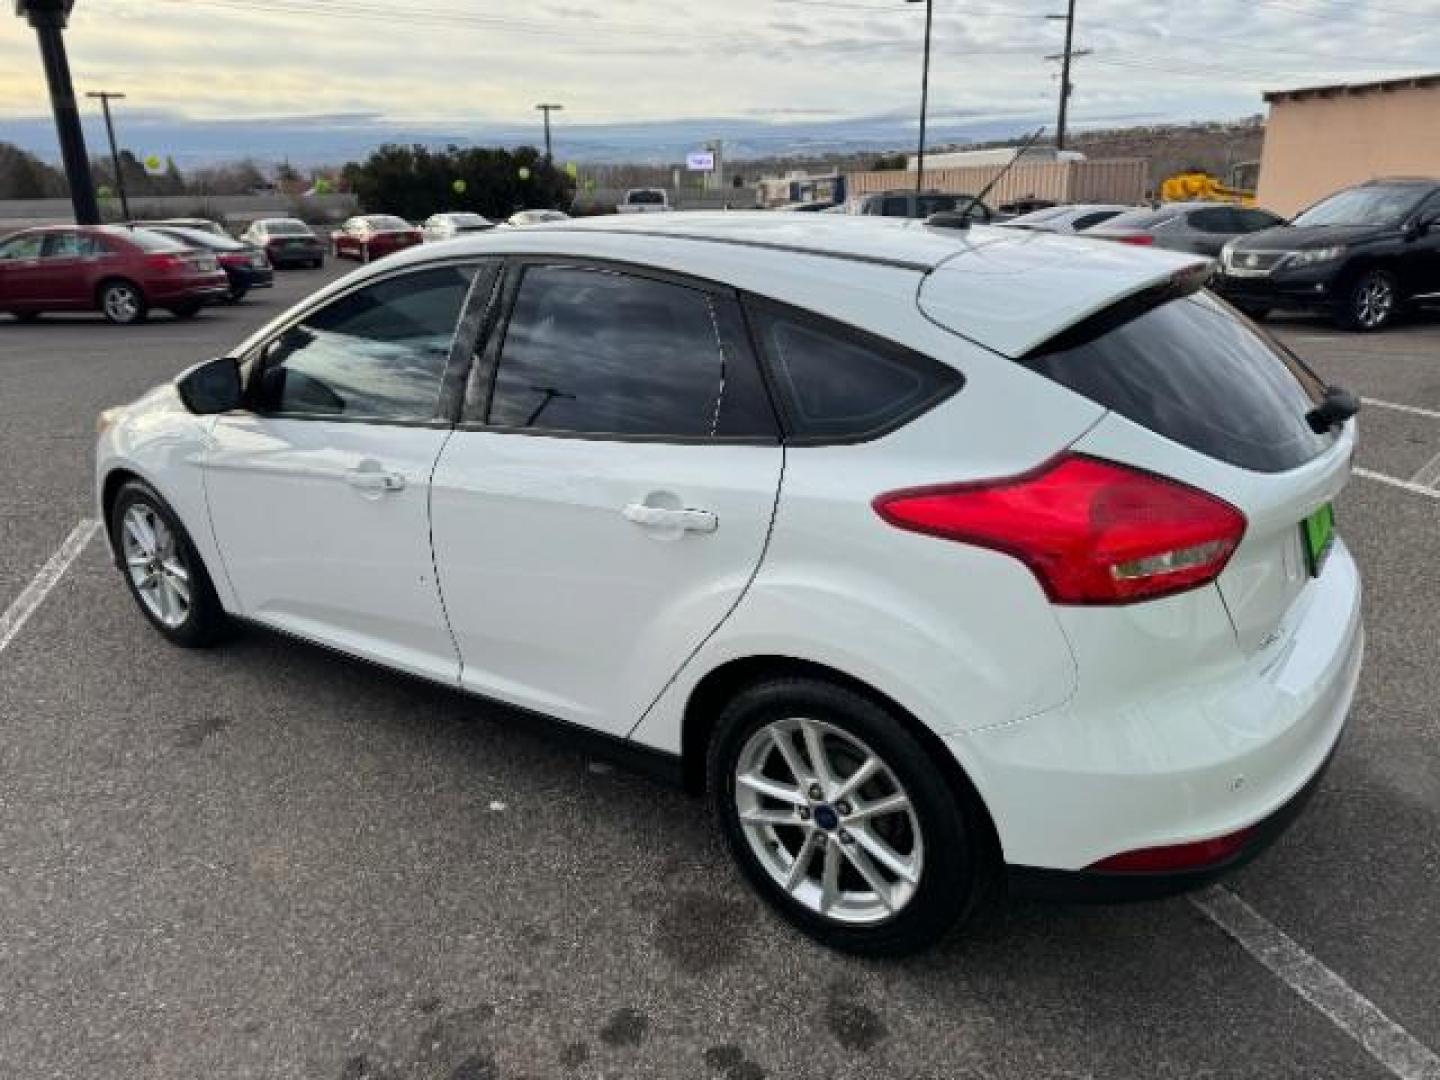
1087,827,1254,872
1117,233,1155,246
873,454,1246,605
144,253,188,270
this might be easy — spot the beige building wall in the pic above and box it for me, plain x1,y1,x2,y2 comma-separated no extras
1257,76,1440,217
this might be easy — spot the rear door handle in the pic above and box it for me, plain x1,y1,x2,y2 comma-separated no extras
622,503,718,533
345,468,406,493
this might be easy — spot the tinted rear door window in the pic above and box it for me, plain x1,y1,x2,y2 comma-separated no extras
1024,291,1329,473
484,265,773,439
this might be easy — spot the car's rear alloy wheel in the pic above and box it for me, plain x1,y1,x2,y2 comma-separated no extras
709,677,990,955
100,281,146,325
735,717,925,925
1345,269,1397,331
112,481,230,647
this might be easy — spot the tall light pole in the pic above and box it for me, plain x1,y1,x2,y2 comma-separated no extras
86,90,129,220
15,0,99,224
907,0,933,194
535,103,563,161
1048,0,1079,150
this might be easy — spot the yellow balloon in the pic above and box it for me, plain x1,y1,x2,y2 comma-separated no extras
144,155,162,171
452,179,467,194
517,166,531,181
564,162,578,178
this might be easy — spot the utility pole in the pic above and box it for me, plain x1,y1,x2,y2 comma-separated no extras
1046,0,1089,151
15,1,99,224
535,103,563,160
86,90,129,221
907,0,933,194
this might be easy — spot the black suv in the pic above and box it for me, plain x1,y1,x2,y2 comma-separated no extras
1214,179,1440,331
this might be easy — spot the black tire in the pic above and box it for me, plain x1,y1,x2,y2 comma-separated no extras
707,677,992,956
1238,305,1271,321
13,311,42,323
170,302,202,320
110,480,232,648
228,284,250,303
1337,267,1399,332
311,258,323,269
98,279,148,325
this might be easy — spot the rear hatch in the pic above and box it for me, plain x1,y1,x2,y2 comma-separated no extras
1017,286,1350,655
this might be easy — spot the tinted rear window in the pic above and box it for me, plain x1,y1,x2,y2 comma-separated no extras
263,221,309,235
110,228,188,253
1024,291,1330,473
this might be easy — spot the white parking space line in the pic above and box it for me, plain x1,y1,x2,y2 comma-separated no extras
1363,398,1440,423
0,519,100,655
1408,449,1440,490
1193,887,1440,1080
1354,467,1440,500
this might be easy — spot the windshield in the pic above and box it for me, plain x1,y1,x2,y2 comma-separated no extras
447,214,489,228
627,191,665,204
1292,185,1429,227
366,216,411,231
263,220,310,236
915,194,959,216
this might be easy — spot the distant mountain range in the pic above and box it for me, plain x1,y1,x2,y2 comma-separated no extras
1,106,1166,167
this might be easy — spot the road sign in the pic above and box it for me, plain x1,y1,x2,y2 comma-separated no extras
686,151,715,173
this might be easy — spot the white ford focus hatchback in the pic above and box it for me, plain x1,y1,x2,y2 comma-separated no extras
96,213,1363,954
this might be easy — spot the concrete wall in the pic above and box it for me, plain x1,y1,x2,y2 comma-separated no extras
847,159,1149,206
1257,80,1440,216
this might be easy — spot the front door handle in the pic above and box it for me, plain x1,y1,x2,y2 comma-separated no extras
345,467,406,493
622,503,718,533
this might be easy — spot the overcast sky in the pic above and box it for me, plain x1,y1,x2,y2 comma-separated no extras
2,0,1438,158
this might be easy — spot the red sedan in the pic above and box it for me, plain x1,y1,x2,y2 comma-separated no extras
330,215,423,262
0,225,229,325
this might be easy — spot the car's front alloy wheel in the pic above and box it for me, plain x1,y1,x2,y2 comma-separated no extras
121,501,192,630
111,481,230,647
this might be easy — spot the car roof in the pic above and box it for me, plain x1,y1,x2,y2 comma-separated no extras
305,211,1207,358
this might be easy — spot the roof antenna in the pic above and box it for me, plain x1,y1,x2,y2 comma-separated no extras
928,126,1048,231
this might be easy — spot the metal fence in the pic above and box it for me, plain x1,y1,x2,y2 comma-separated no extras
846,159,1150,206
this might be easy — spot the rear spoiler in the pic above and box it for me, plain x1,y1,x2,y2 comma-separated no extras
1022,262,1213,360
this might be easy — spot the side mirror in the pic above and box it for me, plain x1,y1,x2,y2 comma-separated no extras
176,356,243,414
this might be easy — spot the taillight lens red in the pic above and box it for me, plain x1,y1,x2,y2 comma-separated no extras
1118,233,1155,246
873,454,1246,605
1087,827,1254,872
144,253,188,270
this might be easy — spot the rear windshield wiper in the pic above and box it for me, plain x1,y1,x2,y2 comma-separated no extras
1306,386,1360,433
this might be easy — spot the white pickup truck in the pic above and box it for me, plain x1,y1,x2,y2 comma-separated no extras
615,188,671,214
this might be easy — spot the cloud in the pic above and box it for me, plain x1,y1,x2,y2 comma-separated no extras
1,0,1435,160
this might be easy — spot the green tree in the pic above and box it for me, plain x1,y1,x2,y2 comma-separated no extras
345,143,575,221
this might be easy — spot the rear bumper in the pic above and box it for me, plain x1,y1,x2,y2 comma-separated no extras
148,275,231,304
224,265,274,290
1007,730,1341,901
949,540,1363,880
266,246,323,266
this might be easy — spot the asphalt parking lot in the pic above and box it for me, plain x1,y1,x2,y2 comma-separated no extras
2,264,1438,1080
